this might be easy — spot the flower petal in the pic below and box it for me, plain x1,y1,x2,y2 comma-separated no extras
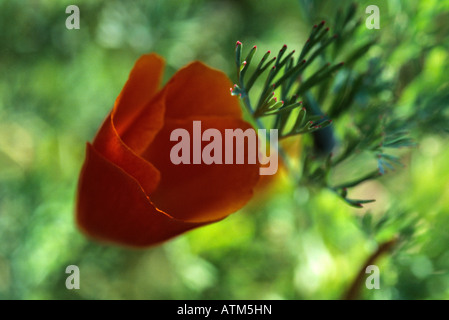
76,143,212,247
164,61,242,119
113,53,165,137
142,117,260,223
93,114,161,196
92,54,167,195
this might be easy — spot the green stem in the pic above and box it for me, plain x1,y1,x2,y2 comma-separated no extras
241,92,298,180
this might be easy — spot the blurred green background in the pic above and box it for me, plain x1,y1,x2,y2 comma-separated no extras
1,0,449,299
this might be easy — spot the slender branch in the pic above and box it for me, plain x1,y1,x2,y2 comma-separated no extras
343,237,398,300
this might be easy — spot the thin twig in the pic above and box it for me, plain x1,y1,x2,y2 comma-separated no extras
343,237,398,300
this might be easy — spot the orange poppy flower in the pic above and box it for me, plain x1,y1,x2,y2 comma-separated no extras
76,54,260,247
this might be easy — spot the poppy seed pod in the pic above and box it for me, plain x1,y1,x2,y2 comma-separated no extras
76,54,260,247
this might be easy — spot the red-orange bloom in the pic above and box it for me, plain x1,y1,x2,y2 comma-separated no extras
76,54,260,247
